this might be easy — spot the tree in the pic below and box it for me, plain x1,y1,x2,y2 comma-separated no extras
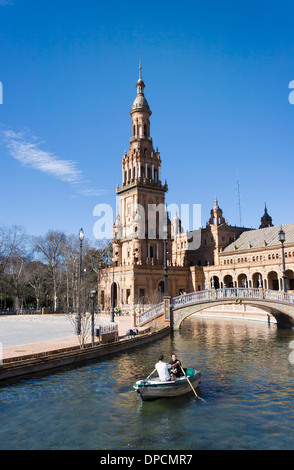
24,261,48,309
32,231,66,312
0,225,29,311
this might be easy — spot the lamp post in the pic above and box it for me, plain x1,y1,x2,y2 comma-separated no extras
75,228,85,335
279,227,287,292
91,290,97,347
83,268,87,315
111,257,115,322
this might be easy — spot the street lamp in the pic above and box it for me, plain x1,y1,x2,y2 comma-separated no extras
83,268,87,315
111,257,115,322
75,228,85,335
91,290,97,347
279,227,287,292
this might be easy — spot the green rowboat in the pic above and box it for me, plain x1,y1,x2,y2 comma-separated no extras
133,368,201,400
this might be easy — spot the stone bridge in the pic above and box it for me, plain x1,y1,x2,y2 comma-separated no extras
136,288,294,330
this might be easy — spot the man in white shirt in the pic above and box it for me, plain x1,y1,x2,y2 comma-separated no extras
155,354,172,381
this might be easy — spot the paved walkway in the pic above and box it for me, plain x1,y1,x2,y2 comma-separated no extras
0,313,141,362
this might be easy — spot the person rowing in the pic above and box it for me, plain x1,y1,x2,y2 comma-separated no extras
155,353,172,381
170,353,184,380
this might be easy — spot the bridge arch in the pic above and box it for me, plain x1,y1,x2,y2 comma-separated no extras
171,289,294,330
136,288,294,331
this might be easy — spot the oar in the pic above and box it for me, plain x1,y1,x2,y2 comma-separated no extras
146,369,156,380
180,365,205,402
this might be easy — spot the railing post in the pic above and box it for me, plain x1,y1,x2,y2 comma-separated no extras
164,296,172,329
132,304,137,328
259,287,264,299
211,288,216,300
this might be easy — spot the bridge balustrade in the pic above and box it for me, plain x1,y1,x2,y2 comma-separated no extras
135,288,294,327
172,290,213,308
136,302,163,326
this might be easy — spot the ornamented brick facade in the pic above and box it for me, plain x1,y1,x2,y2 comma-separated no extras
98,67,294,310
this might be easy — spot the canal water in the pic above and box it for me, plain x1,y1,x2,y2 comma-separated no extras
1,315,294,450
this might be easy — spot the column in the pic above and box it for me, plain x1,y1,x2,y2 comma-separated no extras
145,163,148,179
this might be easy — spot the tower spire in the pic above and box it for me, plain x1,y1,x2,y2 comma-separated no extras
139,59,142,80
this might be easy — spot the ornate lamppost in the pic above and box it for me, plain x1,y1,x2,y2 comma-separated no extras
111,257,115,322
163,229,169,297
75,228,85,335
91,289,97,347
279,227,287,292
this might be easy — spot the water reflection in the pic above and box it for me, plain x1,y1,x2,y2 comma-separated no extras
0,316,294,450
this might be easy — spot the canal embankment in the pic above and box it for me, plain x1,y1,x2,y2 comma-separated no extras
0,326,171,382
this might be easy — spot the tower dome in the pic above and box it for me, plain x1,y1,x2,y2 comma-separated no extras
259,204,273,228
131,61,151,113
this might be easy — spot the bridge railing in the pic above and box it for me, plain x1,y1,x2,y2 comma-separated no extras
172,287,294,308
215,288,261,299
172,290,213,308
262,289,294,304
136,288,294,326
136,302,164,326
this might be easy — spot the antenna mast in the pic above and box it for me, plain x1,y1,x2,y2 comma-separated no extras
237,169,242,227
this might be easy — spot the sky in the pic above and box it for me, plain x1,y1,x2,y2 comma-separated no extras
0,0,294,243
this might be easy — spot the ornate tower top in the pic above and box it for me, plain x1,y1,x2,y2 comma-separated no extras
259,204,273,228
131,61,151,115
209,197,225,226
117,63,167,195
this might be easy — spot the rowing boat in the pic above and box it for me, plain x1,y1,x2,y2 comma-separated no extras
133,368,201,400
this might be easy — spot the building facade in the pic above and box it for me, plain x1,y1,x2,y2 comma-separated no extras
98,69,294,311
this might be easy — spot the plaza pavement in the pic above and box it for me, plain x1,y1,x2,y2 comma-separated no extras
0,313,141,361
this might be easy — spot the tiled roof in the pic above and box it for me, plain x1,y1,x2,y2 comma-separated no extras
223,223,294,253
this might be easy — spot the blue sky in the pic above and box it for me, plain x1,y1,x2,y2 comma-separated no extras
0,0,294,242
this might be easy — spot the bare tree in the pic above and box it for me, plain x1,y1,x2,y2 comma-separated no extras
60,234,80,313
1,225,29,311
32,231,66,312
24,261,48,309
67,313,93,348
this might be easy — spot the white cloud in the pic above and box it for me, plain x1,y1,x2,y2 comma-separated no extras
2,129,107,197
